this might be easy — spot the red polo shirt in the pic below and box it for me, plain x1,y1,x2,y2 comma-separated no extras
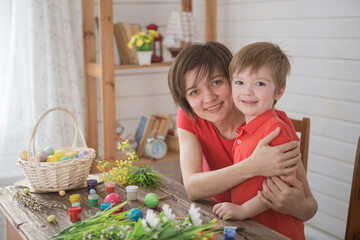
232,109,305,240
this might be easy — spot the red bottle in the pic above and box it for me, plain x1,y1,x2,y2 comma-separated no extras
68,206,82,223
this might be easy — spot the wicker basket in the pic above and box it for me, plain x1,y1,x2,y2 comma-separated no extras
17,107,95,192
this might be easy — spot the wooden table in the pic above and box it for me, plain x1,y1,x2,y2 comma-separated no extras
0,175,289,240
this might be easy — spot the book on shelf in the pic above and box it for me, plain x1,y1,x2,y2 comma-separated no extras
113,22,141,65
134,113,172,157
137,115,156,157
95,17,121,65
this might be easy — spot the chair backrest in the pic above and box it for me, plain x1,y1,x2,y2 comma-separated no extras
345,136,360,240
290,117,310,172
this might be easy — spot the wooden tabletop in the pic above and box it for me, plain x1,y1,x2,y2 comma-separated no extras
0,175,289,240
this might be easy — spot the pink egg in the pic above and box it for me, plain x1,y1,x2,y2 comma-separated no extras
19,150,28,160
104,193,122,205
36,151,48,162
104,193,123,214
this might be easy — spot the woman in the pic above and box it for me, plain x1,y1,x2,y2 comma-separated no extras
168,42,317,221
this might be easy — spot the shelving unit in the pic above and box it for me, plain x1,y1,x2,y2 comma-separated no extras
81,0,217,171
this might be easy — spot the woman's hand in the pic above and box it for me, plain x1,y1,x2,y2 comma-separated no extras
258,175,317,221
248,127,301,177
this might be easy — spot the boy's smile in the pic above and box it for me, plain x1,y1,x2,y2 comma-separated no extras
232,65,284,123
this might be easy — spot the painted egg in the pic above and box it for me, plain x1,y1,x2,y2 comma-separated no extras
126,208,143,221
44,146,54,156
104,193,122,205
78,151,89,158
144,193,159,209
36,151,48,162
54,151,65,159
19,150,28,160
60,157,70,161
46,155,59,162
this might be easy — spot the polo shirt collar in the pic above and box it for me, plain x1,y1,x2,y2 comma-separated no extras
236,109,277,135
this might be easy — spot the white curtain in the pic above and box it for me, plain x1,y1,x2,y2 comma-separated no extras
0,0,84,185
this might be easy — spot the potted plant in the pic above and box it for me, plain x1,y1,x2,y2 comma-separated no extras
128,29,158,65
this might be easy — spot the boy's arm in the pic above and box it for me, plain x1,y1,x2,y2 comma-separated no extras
213,196,268,220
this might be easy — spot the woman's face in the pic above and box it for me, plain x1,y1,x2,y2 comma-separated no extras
184,69,235,123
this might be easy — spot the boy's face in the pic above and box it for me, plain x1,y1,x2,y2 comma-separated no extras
231,65,284,123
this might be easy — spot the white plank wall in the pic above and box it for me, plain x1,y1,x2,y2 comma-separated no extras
194,0,359,239
94,0,360,239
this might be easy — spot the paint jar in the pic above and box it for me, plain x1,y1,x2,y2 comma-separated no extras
126,185,139,200
224,226,236,240
105,181,115,193
68,206,82,223
100,202,113,211
69,194,80,206
88,194,99,207
87,179,97,192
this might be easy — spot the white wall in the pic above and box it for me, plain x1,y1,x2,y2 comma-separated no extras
105,0,360,239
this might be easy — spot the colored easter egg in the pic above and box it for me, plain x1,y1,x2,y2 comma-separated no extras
144,193,159,209
104,193,122,205
126,208,143,221
60,157,70,161
47,215,56,222
72,154,78,159
23,188,30,194
66,152,76,158
46,155,59,162
78,151,89,158
19,150,28,160
36,151,48,162
54,151,65,159
89,189,96,194
72,202,81,207
44,146,54,156
59,190,66,196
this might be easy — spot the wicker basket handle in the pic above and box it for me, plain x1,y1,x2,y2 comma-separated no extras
28,107,87,165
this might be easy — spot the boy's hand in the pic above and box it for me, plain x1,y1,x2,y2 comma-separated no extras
213,202,239,219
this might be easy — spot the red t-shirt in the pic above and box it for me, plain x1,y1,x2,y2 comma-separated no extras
177,108,233,202
232,109,304,240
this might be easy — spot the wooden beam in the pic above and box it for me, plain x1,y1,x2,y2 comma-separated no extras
205,0,217,42
98,0,116,163
82,0,98,155
86,62,101,78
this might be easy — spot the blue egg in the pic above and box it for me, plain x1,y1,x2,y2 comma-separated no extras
126,208,143,221
44,146,54,156
72,202,81,207
89,189,96,194
72,154,78,159
60,157,71,161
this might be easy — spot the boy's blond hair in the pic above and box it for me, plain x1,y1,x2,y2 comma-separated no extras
229,42,291,98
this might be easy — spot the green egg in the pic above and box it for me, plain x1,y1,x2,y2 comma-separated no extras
47,215,56,222
144,193,159,208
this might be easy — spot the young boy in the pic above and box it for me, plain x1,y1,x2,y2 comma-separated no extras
213,42,305,240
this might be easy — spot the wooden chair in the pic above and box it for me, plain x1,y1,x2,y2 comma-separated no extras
345,136,360,240
290,117,310,172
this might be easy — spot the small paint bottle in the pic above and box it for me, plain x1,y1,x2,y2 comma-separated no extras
224,226,236,240
126,185,139,200
100,202,113,211
68,206,82,223
87,179,97,192
88,194,99,207
105,181,115,193
69,194,80,206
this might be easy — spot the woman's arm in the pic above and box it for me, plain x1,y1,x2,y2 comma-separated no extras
258,161,318,221
178,127,301,201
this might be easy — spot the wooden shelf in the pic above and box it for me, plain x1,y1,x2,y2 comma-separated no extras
114,61,172,70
